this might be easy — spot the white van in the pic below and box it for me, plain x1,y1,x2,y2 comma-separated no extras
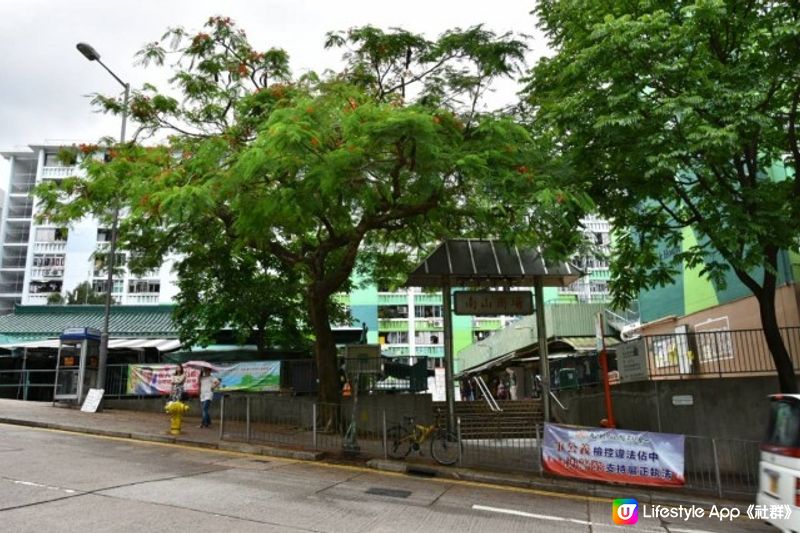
757,394,800,531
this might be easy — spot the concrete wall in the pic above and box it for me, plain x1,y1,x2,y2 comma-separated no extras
555,376,784,441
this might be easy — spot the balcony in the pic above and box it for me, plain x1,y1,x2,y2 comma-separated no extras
378,318,409,332
9,182,35,195
415,345,444,357
34,242,66,253
5,206,33,219
30,268,64,279
414,318,444,331
41,166,78,179
414,293,442,306
1,257,27,269
382,346,411,356
472,317,503,330
26,295,50,305
4,233,30,245
0,283,24,294
377,292,408,306
126,294,160,304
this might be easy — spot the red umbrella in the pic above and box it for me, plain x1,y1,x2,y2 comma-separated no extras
183,360,221,371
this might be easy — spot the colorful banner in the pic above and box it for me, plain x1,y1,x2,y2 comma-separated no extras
126,361,282,395
126,364,200,396
543,423,685,487
215,361,281,392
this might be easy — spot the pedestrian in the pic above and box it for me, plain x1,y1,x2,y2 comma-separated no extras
507,368,518,401
497,379,507,400
199,367,220,428
170,364,186,402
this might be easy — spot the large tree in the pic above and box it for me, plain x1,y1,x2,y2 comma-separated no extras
527,0,800,391
40,17,587,409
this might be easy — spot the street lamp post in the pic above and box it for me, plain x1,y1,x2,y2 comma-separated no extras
76,42,129,400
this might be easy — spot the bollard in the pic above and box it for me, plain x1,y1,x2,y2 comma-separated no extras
457,416,463,466
219,394,226,440
382,410,388,460
712,438,724,499
535,423,542,474
245,395,252,442
312,404,318,450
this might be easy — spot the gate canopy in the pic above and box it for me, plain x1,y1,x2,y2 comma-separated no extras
404,239,582,288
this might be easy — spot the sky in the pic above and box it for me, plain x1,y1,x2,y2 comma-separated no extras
0,0,549,186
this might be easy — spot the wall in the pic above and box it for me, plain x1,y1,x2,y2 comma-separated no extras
555,376,785,441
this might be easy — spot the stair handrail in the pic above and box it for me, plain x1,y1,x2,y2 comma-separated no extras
535,375,568,412
474,376,502,412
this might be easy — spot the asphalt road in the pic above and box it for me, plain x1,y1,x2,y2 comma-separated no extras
0,423,775,532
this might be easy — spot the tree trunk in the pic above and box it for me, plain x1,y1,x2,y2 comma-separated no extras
255,324,266,358
308,288,340,408
757,290,798,393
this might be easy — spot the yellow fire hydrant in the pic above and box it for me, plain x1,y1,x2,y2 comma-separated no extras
165,400,190,435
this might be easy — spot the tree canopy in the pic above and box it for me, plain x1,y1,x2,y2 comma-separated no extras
38,17,589,408
527,0,800,391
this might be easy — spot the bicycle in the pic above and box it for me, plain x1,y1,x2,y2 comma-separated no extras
387,411,460,466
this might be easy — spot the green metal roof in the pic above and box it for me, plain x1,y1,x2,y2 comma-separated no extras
0,305,177,338
457,303,615,371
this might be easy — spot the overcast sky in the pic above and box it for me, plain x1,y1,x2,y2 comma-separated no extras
0,0,548,186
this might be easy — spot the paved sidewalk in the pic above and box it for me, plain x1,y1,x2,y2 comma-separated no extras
0,398,755,510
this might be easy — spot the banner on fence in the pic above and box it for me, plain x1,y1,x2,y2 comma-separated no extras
543,423,685,487
126,364,200,396
216,361,281,392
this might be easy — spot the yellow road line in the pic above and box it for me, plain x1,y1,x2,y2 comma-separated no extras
0,422,612,503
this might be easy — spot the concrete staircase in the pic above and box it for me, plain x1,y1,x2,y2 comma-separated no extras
432,399,544,439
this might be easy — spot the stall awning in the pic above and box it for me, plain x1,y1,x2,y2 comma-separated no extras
0,338,181,352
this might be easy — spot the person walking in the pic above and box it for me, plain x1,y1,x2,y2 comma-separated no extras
170,364,186,402
199,367,220,428
507,368,518,400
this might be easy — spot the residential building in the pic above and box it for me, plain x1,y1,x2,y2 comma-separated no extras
0,144,179,314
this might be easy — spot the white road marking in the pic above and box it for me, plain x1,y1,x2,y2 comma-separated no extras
11,479,77,494
472,504,591,526
471,504,716,532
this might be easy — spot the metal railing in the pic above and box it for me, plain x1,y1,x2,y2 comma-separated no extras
216,394,760,498
642,326,800,379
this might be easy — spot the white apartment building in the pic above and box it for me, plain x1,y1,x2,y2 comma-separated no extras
557,214,612,303
0,144,179,314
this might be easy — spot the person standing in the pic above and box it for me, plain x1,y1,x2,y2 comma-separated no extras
507,368,518,400
199,367,220,428
170,364,186,402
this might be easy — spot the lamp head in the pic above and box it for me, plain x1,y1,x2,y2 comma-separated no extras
76,42,101,61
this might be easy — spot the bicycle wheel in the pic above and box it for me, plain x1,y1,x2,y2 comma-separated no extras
430,429,460,466
387,425,412,459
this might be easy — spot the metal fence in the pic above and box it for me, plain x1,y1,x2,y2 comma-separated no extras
217,393,762,499
642,326,800,379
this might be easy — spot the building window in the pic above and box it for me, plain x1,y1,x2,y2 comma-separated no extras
414,305,443,318
97,228,113,242
381,331,408,344
28,280,62,293
92,280,124,294
32,254,65,267
128,280,160,294
378,305,408,319
414,332,440,345
34,227,68,242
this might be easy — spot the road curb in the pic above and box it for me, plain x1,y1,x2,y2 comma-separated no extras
0,416,751,507
365,458,748,508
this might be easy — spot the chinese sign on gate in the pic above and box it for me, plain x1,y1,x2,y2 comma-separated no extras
453,290,533,316
543,423,685,487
